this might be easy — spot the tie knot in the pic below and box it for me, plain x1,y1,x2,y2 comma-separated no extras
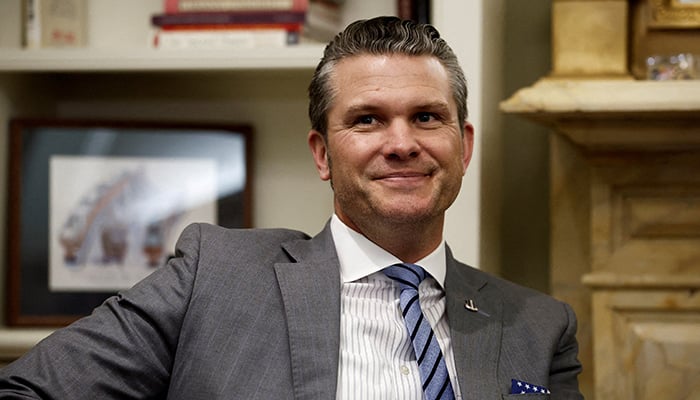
383,263,427,291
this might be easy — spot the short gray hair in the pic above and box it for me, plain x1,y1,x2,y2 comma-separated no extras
308,16,468,137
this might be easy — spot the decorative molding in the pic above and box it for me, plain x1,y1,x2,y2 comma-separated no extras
616,185,700,240
583,272,700,289
591,289,700,398
501,78,700,150
501,78,700,116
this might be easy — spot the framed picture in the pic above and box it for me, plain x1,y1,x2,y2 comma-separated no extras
648,0,700,28
7,119,252,326
630,0,700,78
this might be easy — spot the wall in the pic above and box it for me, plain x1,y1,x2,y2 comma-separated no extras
500,0,552,293
435,0,552,286
434,0,503,270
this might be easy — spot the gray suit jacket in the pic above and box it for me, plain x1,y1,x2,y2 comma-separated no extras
0,222,583,399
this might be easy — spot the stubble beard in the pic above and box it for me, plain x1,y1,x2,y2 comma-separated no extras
327,151,461,240
331,172,453,238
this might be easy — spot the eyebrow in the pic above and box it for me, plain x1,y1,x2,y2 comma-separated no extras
416,101,452,114
343,100,452,116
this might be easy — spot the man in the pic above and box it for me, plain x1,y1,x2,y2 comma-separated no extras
0,17,582,399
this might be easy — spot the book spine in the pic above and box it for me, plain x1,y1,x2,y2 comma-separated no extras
152,10,307,27
23,0,41,48
396,0,412,21
153,28,299,49
163,0,180,13
158,22,303,31
303,0,342,43
23,0,87,48
412,0,430,24
397,0,430,24
164,0,308,13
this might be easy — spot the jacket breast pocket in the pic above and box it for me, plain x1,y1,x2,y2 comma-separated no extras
502,394,550,399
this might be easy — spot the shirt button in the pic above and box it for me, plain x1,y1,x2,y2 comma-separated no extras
400,365,410,375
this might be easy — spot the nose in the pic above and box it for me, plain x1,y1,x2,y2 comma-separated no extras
383,119,420,161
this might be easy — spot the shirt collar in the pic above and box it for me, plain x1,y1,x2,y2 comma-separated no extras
330,214,447,288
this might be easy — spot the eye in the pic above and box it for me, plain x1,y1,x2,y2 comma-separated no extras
415,112,437,123
355,115,377,125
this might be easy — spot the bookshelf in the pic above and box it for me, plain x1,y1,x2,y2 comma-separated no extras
0,0,335,358
0,46,327,71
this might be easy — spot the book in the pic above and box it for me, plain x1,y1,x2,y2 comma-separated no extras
397,0,430,24
23,0,87,48
157,23,303,31
305,0,397,43
303,0,343,43
164,0,308,13
151,10,307,27
153,27,300,49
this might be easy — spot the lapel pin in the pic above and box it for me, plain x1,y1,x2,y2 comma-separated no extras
464,299,478,312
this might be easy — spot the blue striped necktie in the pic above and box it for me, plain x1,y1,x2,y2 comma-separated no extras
384,263,455,400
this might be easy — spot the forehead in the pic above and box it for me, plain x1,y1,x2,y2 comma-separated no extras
331,54,449,87
328,54,453,108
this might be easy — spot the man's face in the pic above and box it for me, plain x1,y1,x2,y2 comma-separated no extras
308,54,473,234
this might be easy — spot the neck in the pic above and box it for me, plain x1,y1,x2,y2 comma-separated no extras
337,213,444,263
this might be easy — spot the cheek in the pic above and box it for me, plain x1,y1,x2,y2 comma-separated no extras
329,136,377,168
424,139,464,165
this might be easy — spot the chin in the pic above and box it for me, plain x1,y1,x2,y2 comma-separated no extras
378,207,437,225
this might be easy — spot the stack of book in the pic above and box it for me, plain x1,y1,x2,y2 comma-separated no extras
303,0,344,43
152,0,309,49
23,0,87,49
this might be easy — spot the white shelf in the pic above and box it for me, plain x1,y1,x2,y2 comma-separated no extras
0,329,53,360
0,44,326,72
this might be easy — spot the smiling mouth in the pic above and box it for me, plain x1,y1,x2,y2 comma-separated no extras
373,172,433,186
374,168,434,179
380,173,428,179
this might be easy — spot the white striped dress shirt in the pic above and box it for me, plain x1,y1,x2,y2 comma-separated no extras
331,215,462,399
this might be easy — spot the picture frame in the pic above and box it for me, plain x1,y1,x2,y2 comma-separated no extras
7,119,253,326
648,0,700,28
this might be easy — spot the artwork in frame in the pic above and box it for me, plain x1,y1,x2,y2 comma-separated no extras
649,0,700,28
7,119,252,326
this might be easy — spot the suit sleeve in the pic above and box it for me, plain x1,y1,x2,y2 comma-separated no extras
549,302,584,400
0,223,205,399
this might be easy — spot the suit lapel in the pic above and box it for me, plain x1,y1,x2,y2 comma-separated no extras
445,249,504,400
272,227,505,399
274,224,341,400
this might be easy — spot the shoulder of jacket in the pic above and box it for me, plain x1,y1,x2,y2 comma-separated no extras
458,260,564,306
192,222,311,241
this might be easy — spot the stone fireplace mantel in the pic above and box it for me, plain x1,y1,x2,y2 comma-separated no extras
501,79,700,150
502,61,700,400
501,1,700,397
503,77,700,399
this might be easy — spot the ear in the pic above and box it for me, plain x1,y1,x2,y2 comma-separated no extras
308,129,331,181
461,122,475,174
